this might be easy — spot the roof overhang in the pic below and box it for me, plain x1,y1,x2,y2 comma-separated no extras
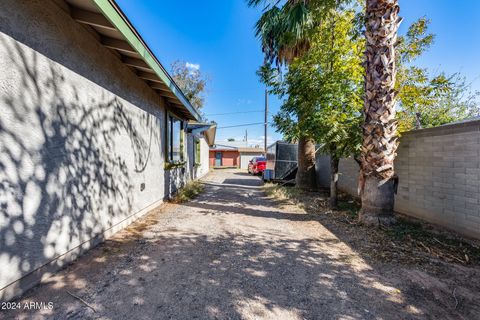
187,122,217,147
64,0,201,121
210,144,238,151
204,125,217,147
210,149,238,152
238,149,265,154
186,122,212,134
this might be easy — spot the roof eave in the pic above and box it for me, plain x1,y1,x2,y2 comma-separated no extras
92,0,201,121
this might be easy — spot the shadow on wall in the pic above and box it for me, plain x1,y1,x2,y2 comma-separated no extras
0,35,156,298
164,167,187,199
164,131,199,199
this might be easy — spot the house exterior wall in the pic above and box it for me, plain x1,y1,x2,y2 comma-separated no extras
198,138,211,177
0,0,204,300
315,121,480,240
209,152,215,167
209,151,240,167
187,134,210,181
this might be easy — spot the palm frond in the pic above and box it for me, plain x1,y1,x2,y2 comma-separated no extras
253,1,314,65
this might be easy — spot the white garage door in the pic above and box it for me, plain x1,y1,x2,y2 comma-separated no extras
240,153,264,169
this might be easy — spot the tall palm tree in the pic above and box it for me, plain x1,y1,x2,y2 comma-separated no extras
358,0,402,225
248,0,318,189
250,0,402,224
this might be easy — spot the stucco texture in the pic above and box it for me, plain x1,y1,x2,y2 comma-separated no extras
0,0,206,300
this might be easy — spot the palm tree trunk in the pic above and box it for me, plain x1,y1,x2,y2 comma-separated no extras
359,0,401,226
296,136,316,190
329,156,339,209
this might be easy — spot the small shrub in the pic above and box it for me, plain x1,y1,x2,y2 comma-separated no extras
172,180,204,203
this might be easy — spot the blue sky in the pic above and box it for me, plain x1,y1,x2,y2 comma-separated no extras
116,0,480,146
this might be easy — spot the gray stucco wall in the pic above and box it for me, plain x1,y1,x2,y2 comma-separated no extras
315,121,480,240
315,155,358,195
0,0,206,300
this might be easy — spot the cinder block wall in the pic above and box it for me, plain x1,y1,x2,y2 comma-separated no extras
316,120,480,240
0,0,199,300
394,121,480,239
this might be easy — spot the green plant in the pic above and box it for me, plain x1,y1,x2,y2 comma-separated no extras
164,161,186,170
172,180,204,203
259,9,363,207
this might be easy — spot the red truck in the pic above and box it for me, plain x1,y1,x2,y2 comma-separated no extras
247,156,266,175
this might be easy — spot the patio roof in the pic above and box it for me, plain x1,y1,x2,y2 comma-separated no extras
187,122,217,147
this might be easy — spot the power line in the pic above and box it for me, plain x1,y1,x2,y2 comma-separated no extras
217,122,266,129
205,110,264,116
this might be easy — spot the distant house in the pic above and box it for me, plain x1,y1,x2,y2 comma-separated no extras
210,145,240,167
209,145,264,169
0,0,215,301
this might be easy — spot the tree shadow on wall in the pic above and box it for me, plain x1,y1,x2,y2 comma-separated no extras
0,36,156,297
164,166,187,199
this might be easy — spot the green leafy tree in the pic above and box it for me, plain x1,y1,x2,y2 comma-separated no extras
261,9,363,207
395,18,480,131
249,0,348,190
307,9,363,208
251,1,479,223
171,60,208,110
248,0,404,221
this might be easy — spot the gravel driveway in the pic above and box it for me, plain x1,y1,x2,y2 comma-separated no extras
4,169,445,319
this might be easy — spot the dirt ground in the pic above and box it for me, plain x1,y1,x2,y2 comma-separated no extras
3,169,480,319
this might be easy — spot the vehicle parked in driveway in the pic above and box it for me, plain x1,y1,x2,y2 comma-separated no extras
247,156,266,175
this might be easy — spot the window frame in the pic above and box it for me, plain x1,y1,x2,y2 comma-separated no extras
166,112,184,164
194,138,201,166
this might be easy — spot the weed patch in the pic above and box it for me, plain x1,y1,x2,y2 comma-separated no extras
171,180,204,203
264,183,480,267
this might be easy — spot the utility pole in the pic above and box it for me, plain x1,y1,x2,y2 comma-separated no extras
264,89,268,154
245,129,248,147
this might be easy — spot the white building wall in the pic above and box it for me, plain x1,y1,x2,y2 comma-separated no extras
186,133,210,181
197,137,211,178
0,0,199,300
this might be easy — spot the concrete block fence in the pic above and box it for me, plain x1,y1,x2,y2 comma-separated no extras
316,120,480,240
